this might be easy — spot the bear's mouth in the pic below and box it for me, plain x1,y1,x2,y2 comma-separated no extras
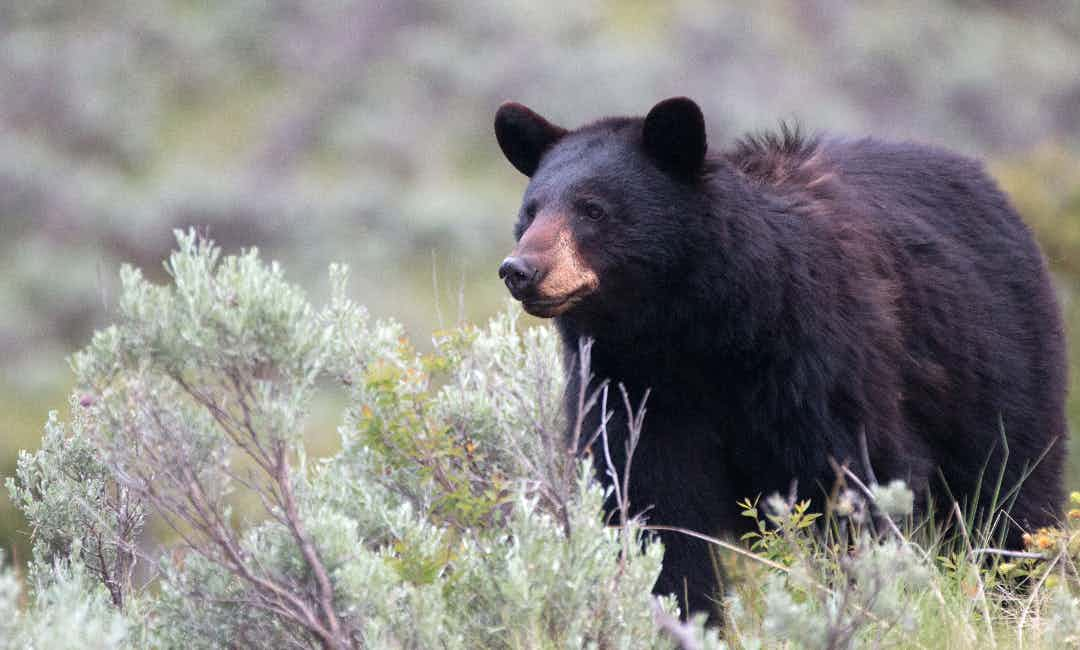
521,292,588,318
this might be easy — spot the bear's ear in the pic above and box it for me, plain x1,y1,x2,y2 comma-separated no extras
642,97,707,177
495,102,567,177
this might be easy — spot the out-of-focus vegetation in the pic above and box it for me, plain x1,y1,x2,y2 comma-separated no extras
1,0,1078,570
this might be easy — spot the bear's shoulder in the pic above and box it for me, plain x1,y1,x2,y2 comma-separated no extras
721,124,825,190
721,127,982,191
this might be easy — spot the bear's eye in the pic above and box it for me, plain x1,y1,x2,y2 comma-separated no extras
582,201,606,221
523,201,539,222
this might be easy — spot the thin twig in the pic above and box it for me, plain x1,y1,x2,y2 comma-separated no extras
857,427,878,487
971,548,1046,560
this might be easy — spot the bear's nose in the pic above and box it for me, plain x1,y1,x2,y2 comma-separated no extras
498,256,539,296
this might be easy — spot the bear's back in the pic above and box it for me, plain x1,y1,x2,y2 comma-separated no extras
725,131,1050,302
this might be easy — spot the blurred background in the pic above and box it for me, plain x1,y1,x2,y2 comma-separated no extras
2,1,1079,566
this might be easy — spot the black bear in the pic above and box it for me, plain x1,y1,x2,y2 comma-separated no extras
493,97,1067,619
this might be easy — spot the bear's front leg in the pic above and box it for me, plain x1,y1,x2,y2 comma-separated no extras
612,414,735,624
652,528,724,623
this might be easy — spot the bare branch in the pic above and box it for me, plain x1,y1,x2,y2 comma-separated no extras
275,444,349,648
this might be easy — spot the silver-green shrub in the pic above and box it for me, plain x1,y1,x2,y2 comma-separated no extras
6,231,727,649
0,549,131,650
6,404,143,610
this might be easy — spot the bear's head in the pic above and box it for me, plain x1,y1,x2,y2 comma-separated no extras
494,97,714,320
